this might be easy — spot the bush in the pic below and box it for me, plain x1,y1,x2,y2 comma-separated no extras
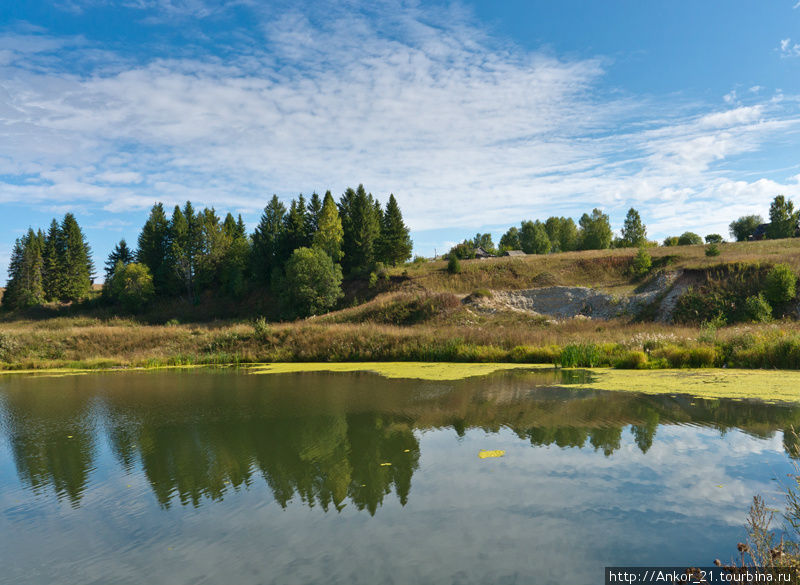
0,333,20,362
471,288,492,298
106,262,155,311
412,255,427,264
677,231,703,245
283,247,344,317
447,255,461,274
764,264,797,305
631,247,652,278
662,236,679,247
253,316,271,340
705,234,724,244
745,294,772,323
705,243,721,257
614,350,648,369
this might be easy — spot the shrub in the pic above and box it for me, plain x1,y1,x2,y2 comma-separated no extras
631,247,652,278
253,316,271,340
745,294,772,323
412,255,427,264
662,236,679,247
677,231,703,245
705,243,720,257
705,234,724,244
471,288,492,298
764,264,797,305
614,350,648,369
447,255,461,274
0,333,20,362
106,262,155,311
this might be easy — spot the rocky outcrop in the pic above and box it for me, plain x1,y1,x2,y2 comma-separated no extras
465,271,684,321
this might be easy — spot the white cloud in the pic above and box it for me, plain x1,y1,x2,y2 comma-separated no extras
0,2,798,256
780,38,800,57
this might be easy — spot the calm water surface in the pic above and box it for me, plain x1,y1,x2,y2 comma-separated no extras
0,368,797,585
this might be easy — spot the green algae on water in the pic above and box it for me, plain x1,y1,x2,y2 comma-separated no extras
248,362,550,381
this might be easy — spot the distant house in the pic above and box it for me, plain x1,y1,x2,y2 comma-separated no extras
503,250,525,257
749,224,769,241
474,246,494,259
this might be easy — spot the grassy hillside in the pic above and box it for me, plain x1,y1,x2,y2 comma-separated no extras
396,239,800,294
1,238,800,372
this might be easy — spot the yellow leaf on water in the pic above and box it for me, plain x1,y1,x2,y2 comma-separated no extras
379,462,392,466
66,435,73,439
716,485,724,488
478,450,505,459
403,449,410,453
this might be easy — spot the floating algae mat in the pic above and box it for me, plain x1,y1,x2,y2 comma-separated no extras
562,368,800,403
248,361,550,381
250,362,800,403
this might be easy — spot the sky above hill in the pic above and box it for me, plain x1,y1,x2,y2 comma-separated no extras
2,0,800,276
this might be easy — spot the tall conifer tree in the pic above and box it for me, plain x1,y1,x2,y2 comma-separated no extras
251,195,286,284
42,219,62,301
137,203,170,294
59,213,93,301
104,239,134,282
312,191,344,262
377,194,412,265
339,184,380,274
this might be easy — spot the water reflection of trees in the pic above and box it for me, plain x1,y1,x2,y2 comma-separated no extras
2,370,800,509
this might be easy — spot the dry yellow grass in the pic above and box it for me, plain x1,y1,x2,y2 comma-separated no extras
397,238,800,293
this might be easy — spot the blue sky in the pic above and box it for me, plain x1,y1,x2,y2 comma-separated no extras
1,0,800,278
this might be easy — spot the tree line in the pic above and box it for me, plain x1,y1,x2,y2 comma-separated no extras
448,194,800,260
3,185,413,316
449,207,650,259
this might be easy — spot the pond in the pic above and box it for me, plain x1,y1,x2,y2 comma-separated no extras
0,367,797,585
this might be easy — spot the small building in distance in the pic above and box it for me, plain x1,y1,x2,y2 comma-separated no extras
474,246,494,259
503,250,525,257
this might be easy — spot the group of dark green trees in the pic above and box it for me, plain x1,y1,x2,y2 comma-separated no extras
2,214,94,310
3,185,413,316
729,195,800,242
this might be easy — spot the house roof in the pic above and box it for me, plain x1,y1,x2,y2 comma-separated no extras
504,250,525,256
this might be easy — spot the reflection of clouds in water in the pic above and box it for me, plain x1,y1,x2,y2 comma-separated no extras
2,424,791,585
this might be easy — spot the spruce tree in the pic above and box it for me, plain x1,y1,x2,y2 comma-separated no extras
251,195,286,284
137,203,170,295
59,213,93,301
168,202,200,300
307,192,323,236
339,184,381,275
42,219,62,301
104,239,134,282
312,191,344,262
220,213,250,297
3,229,45,309
282,195,310,261
377,194,413,265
